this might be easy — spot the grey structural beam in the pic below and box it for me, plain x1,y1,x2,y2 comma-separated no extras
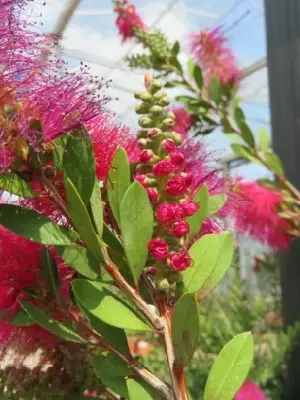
264,1,300,398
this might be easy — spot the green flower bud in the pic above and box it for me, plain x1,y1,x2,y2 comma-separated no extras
158,279,170,291
150,105,164,115
135,102,151,114
134,91,143,99
138,116,153,128
137,130,148,138
140,92,153,102
153,91,167,101
158,96,170,107
149,80,162,94
162,118,175,130
167,111,176,120
164,132,183,145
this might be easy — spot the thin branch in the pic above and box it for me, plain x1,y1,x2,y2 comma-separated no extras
102,247,164,332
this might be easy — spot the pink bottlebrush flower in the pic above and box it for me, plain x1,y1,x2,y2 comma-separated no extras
139,149,153,163
162,139,176,153
188,27,241,86
180,200,199,217
135,174,148,186
234,180,291,249
169,220,190,237
147,187,159,202
166,176,187,197
235,381,267,400
148,238,169,260
171,107,194,137
156,202,183,224
171,151,185,168
153,159,175,177
114,0,147,42
146,267,157,276
169,252,192,271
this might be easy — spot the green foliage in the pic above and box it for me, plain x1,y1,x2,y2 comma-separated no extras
203,332,254,400
187,184,209,240
0,172,37,197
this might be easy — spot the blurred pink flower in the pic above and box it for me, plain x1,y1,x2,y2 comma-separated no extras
234,180,291,249
114,0,146,42
235,381,267,400
188,27,240,86
172,107,194,137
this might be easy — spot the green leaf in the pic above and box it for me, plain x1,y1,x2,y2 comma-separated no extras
0,204,75,245
258,127,270,152
203,332,254,400
40,247,62,305
231,144,262,165
56,245,99,280
193,65,203,89
207,194,227,216
182,232,232,293
170,56,183,73
198,232,234,299
234,106,245,127
127,379,153,400
77,300,129,353
63,128,96,204
171,40,180,56
103,224,124,256
93,355,129,398
108,147,131,225
175,95,199,105
89,181,103,237
20,301,85,343
187,184,209,240
120,182,154,285
65,178,103,261
0,173,37,198
239,122,255,147
187,59,196,80
11,309,35,326
172,293,200,367
72,279,151,331
210,76,221,104
265,151,284,176
53,135,68,171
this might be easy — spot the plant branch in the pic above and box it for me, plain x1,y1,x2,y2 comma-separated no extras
157,293,188,400
102,247,164,332
40,171,69,217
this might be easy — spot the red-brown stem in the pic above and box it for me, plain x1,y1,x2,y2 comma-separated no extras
102,247,164,331
157,294,189,400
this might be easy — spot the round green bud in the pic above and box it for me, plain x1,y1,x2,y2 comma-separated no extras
149,80,162,94
150,105,163,115
137,130,148,138
140,92,153,102
162,118,175,130
135,102,150,114
138,116,153,128
158,96,170,107
158,279,170,291
167,111,176,120
153,90,167,101
134,91,143,99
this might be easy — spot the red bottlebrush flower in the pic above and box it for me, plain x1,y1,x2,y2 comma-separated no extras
171,151,185,167
166,176,187,197
180,200,199,217
169,252,191,271
114,0,147,42
156,202,183,223
235,381,267,400
162,139,176,153
153,159,175,177
148,238,169,260
188,27,241,86
169,221,190,237
139,149,153,163
234,180,291,249
147,187,158,202
135,174,148,186
171,107,194,137
146,267,157,276
184,172,194,187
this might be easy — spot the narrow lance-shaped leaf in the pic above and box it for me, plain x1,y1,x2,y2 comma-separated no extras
65,177,103,261
20,301,85,343
258,127,270,152
11,309,35,326
56,245,100,280
207,194,227,216
0,173,37,198
107,147,131,225
172,293,200,367
40,247,63,306
63,128,96,204
53,135,68,171
203,332,254,400
89,180,103,237
193,64,203,89
210,76,221,104
231,144,262,165
127,379,153,400
198,232,234,300
120,182,154,285
72,279,151,332
0,204,75,245
265,151,284,176
187,184,209,241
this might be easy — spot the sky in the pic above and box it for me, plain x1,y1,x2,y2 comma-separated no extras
33,0,271,180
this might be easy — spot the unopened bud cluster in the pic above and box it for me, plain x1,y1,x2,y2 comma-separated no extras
134,76,199,280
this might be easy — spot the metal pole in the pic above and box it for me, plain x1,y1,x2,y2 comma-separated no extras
264,1,300,398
